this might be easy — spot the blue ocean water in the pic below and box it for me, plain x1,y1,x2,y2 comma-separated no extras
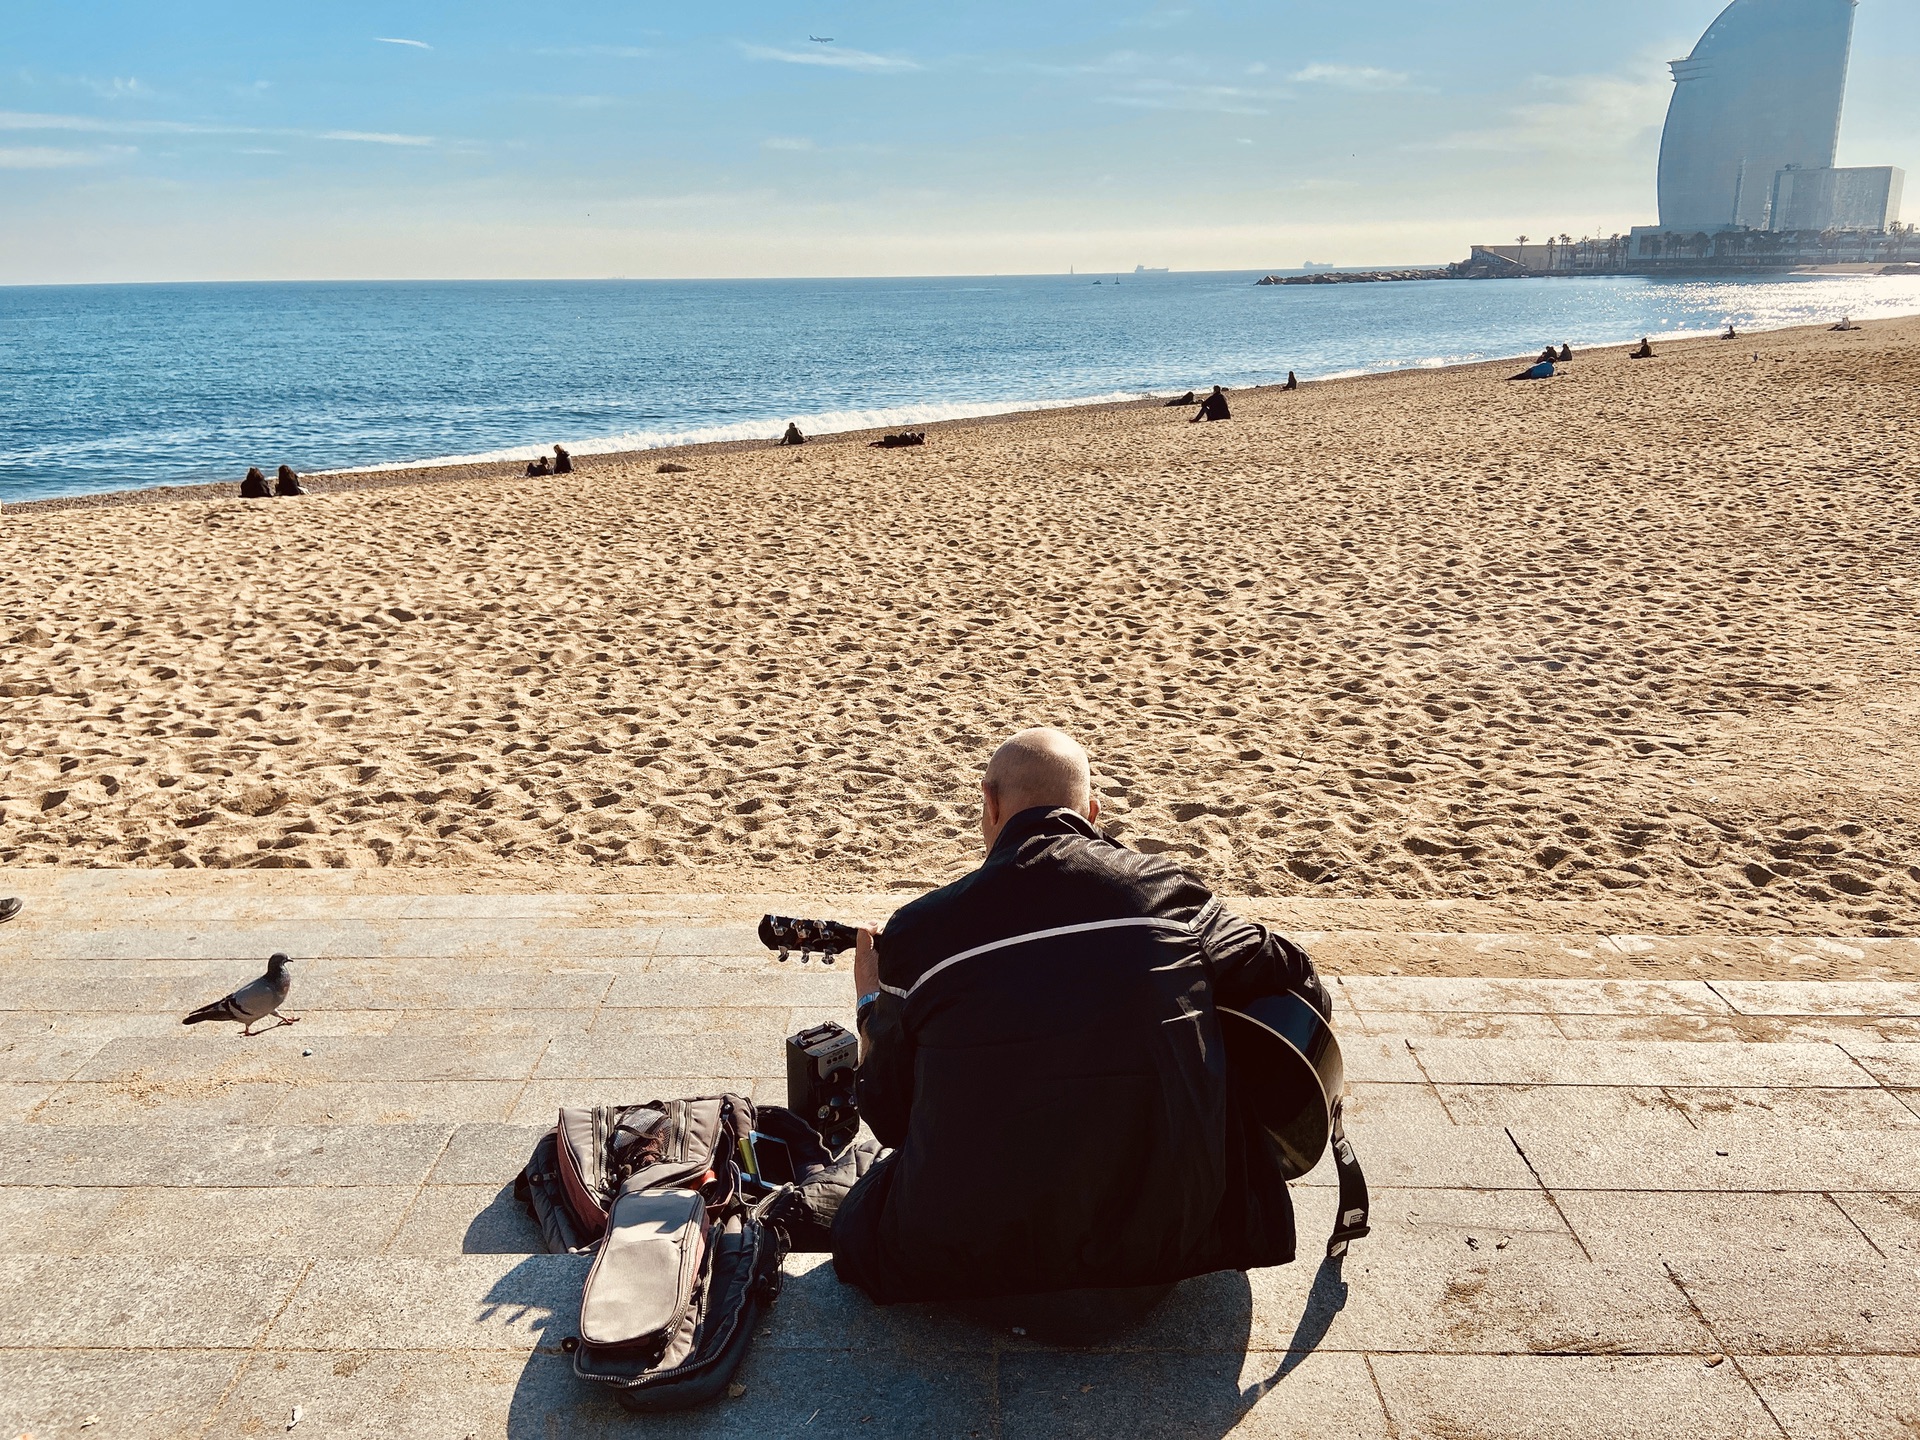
4,269,1919,504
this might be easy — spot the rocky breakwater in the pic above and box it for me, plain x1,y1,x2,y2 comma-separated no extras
1257,268,1453,285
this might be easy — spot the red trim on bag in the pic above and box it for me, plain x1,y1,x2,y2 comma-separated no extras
556,1123,610,1241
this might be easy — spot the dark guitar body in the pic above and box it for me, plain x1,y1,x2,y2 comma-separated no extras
1217,991,1345,1181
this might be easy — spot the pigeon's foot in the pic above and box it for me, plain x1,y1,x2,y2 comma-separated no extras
0,898,20,924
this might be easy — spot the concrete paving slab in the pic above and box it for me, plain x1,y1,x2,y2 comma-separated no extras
1368,1354,1781,1440
1434,1083,1699,1133
999,1349,1391,1440
1409,1038,1874,1088
536,1034,786,1078
426,1123,547,1185
0,1031,109,1082
0,1123,452,1187
585,1004,802,1038
267,1255,591,1350
268,1080,528,1124
387,1183,545,1256
603,970,856,1008
1713,982,1920,1017
1509,1124,1920,1193
1291,1119,1537,1191
0,1184,127,1254
1667,1256,1920,1354
1349,1010,1567,1040
1831,1193,1920,1259
0,1082,55,1122
1548,1013,1920,1044
1846,1043,1920,1087
71,1034,548,1084
1743,1357,1920,1440
30,1077,292,1126
86,1184,418,1256
199,1350,624,1440
0,919,660,963
0,1255,303,1346
0,1348,243,1440
1662,1085,1920,1133
1335,977,1729,1016
507,1078,757,1123
1554,1192,1883,1263
387,1007,596,1037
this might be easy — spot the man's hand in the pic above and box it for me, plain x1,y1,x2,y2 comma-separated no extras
854,926,882,1000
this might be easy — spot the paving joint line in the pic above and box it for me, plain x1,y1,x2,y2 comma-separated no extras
1822,1192,1886,1258
1660,1262,1791,1439
1832,1041,1920,1123
1400,1039,1458,1125
1503,1127,1592,1261
192,1255,316,1440
1360,1353,1400,1437
379,1126,463,1257
1703,980,1740,1015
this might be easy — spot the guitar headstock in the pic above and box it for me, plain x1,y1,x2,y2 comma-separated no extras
758,915,859,965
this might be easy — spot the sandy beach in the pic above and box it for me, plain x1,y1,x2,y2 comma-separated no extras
3,318,1917,935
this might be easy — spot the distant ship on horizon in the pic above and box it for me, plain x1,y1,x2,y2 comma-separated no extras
1134,265,1169,274
1302,261,1335,272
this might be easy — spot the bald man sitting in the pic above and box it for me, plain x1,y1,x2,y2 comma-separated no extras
829,727,1331,1319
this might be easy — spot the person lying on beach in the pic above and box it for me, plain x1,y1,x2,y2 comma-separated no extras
828,727,1332,1318
1283,372,1299,391
274,465,306,497
1190,386,1231,422
1557,344,1573,362
239,467,272,499
1508,360,1555,382
553,445,573,475
1629,338,1655,360
871,431,926,449
1163,391,1197,407
781,422,807,446
525,455,552,477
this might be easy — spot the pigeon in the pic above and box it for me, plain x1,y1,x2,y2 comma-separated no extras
182,953,298,1036
0,897,20,924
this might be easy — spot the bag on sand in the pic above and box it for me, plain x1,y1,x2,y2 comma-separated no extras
516,1094,788,1412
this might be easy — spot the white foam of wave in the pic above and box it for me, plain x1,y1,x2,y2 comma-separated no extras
322,390,1162,475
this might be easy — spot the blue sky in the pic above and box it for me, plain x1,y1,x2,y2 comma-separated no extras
3,1,1917,282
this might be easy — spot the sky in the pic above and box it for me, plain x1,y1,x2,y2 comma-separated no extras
3,1,1918,283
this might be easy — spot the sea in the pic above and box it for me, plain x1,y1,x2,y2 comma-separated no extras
5,268,1920,505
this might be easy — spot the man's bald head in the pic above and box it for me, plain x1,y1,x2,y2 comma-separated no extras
981,728,1098,849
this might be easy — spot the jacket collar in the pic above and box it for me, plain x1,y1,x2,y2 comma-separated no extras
988,805,1101,861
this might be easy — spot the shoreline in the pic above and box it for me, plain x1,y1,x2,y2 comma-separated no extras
1,314,1860,517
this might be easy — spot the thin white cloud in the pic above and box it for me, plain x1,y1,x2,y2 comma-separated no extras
763,136,816,151
375,37,432,50
1102,80,1279,116
0,145,109,168
1422,65,1669,155
0,109,438,148
86,76,156,100
318,130,436,146
741,43,919,72
1289,63,1409,91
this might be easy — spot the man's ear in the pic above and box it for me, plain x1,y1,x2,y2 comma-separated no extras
1086,795,1101,825
982,780,1001,830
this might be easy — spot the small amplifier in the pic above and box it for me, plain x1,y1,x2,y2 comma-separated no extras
786,1021,860,1153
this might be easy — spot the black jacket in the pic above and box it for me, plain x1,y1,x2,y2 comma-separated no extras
830,806,1330,1304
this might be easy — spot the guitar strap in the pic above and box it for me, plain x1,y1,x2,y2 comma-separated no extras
1326,1101,1372,1259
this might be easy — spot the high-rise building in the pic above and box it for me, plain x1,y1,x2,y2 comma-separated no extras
1656,0,1858,231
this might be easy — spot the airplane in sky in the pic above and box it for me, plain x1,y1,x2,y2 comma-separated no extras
809,35,834,43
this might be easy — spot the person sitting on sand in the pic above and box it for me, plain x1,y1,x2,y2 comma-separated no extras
1190,386,1231,423
553,446,573,475
1722,325,1738,341
1283,372,1299,391
828,727,1333,1322
525,455,552,478
1831,317,1858,332
1557,344,1572,363
1537,346,1558,365
239,467,272,499
781,422,807,446
273,465,306,497
1629,337,1655,360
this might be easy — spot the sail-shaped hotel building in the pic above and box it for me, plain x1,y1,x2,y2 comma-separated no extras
1654,0,1900,234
